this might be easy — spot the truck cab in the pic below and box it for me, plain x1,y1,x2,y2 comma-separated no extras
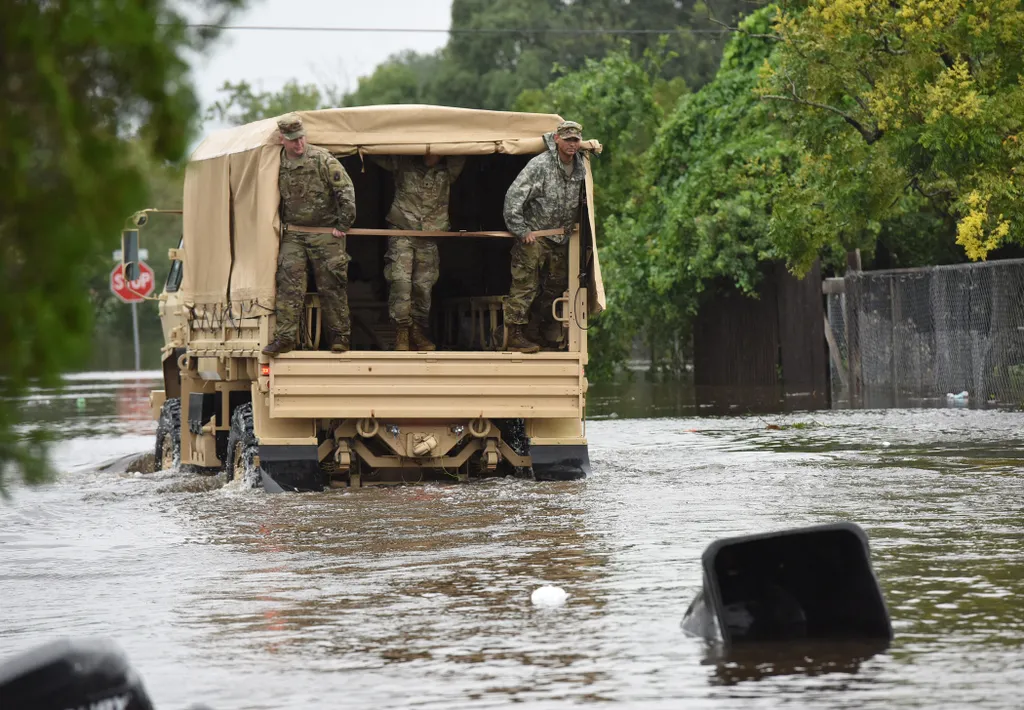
146,105,605,491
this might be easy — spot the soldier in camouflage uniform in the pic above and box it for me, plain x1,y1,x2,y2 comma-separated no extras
263,113,357,356
373,154,466,351
502,121,586,353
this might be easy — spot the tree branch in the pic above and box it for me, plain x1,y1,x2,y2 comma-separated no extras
880,35,907,55
842,84,871,113
762,91,884,144
705,5,782,41
909,176,951,200
855,66,876,89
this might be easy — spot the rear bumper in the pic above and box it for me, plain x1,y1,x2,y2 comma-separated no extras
256,441,591,491
530,444,589,481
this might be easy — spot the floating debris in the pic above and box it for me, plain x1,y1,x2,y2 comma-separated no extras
531,585,569,608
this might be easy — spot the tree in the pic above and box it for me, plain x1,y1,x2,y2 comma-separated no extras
0,0,244,494
207,79,338,125
343,51,444,107
761,0,1024,260
589,10,792,370
347,0,764,110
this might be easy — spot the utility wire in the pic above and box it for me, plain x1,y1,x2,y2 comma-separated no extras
181,24,729,35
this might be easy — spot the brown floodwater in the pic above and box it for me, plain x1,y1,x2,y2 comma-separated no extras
1,372,1022,709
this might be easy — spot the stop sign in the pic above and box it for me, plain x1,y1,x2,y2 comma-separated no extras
110,261,156,303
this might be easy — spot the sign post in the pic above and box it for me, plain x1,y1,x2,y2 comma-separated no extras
109,259,156,371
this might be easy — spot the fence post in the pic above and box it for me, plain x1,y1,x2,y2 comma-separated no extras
846,250,863,406
889,276,899,405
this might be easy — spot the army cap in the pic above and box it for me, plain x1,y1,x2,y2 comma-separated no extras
555,120,582,139
277,113,305,140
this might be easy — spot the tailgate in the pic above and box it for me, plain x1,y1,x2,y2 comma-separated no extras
269,351,584,419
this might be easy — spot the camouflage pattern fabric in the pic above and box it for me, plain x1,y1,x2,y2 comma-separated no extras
275,143,356,347
502,237,568,326
277,112,305,140
279,144,356,231
274,231,350,345
372,155,466,230
384,234,439,327
503,132,585,246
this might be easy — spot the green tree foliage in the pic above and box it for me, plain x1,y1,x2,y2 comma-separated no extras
346,0,763,110
761,0,1024,260
0,0,243,493
207,79,340,125
600,9,805,373
343,51,444,107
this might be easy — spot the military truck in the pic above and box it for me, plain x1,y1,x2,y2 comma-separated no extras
139,106,605,491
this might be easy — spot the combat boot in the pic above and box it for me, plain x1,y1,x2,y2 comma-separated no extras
525,321,544,346
410,323,436,351
526,320,562,350
331,335,350,353
262,338,295,357
394,326,410,351
506,324,540,354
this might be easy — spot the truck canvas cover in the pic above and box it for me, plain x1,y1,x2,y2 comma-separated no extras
181,104,606,313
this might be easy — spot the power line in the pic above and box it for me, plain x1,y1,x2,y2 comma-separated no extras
182,24,729,35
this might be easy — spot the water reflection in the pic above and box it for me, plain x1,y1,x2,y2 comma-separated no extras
703,640,891,686
588,375,1022,420
170,479,617,700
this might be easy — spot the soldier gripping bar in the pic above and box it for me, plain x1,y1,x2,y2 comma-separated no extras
283,225,574,238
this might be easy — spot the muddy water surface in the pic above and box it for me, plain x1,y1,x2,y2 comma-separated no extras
1,373,1022,709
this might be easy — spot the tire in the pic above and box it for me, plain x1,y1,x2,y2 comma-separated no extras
494,418,532,477
154,398,181,471
224,403,260,489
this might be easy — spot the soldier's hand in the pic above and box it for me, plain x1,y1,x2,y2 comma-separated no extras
523,232,537,244
331,228,345,238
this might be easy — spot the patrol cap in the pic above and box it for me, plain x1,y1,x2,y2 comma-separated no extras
555,120,582,139
277,113,305,140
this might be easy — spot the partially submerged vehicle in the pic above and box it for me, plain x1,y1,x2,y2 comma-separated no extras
139,105,605,491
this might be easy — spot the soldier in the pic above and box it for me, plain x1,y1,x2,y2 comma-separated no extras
372,153,466,351
263,113,357,356
502,120,586,354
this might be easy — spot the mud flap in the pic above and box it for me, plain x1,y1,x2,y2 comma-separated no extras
530,444,589,481
258,444,325,493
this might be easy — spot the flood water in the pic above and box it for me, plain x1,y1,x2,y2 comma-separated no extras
1,373,1022,709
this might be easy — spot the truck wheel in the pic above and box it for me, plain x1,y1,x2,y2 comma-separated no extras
154,398,181,471
225,403,260,488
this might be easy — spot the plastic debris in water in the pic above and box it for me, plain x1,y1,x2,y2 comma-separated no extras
946,391,969,401
531,585,569,608
76,397,86,409
881,441,891,447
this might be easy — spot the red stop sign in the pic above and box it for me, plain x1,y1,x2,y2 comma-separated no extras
110,261,156,303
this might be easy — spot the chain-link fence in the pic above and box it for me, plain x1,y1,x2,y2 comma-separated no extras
826,259,1024,408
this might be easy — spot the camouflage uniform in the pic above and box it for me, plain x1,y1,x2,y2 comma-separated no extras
374,155,465,327
274,116,356,349
503,126,586,328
